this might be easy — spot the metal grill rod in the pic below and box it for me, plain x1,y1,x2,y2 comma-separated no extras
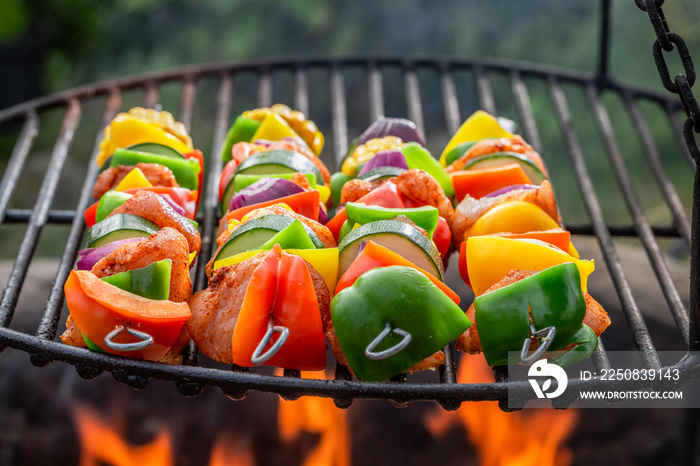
587,85,690,346
625,94,691,248
0,113,39,224
549,77,662,370
34,92,122,351
0,101,81,329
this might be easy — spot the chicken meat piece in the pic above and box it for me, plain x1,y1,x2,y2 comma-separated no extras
446,135,549,177
340,178,385,204
395,169,454,223
288,172,313,191
187,252,331,364
92,163,178,199
90,227,192,302
108,190,201,256
451,180,560,247
456,269,611,354
60,316,88,347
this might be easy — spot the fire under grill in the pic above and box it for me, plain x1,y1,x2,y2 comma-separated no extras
1,6,700,411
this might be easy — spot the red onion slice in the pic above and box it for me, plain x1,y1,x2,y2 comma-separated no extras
77,238,145,271
357,117,425,147
230,177,305,211
357,150,408,176
483,184,538,198
158,194,186,217
318,205,328,224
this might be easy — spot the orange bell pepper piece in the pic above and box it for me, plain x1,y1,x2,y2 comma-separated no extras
492,228,571,252
450,163,532,202
225,190,320,223
64,270,191,361
231,246,326,370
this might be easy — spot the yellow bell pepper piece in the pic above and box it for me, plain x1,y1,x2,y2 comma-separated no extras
226,218,241,234
188,251,197,267
317,185,330,204
244,104,325,156
440,110,513,166
251,113,298,144
464,200,579,258
97,116,192,167
114,167,153,192
466,236,594,296
213,247,339,292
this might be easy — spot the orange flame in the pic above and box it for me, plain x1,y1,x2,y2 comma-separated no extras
73,404,173,466
208,431,255,466
277,371,351,466
424,355,577,466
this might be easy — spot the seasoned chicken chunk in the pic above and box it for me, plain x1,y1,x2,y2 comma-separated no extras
108,190,201,256
93,163,178,199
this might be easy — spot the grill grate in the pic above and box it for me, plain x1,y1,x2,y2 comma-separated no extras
0,54,698,411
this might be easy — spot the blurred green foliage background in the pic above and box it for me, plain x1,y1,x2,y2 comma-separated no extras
0,0,698,259
1,0,699,100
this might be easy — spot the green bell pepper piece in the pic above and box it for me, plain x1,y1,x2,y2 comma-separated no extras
95,191,132,223
442,139,496,167
83,259,173,350
330,172,351,208
331,266,471,381
111,149,201,190
345,203,439,238
220,116,261,162
258,220,317,251
550,324,598,368
474,263,589,367
338,220,352,243
100,259,172,300
233,173,316,192
400,142,454,198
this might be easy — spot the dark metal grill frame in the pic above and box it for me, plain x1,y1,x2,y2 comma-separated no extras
0,1,699,411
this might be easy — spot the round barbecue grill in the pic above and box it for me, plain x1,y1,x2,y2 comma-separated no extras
0,0,698,412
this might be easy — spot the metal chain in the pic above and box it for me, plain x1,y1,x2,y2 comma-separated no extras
636,0,700,162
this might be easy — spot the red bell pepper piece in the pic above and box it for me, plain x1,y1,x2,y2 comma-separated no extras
326,182,406,241
335,240,460,304
84,202,99,228
183,150,204,208
123,187,198,220
218,159,239,201
433,216,451,261
64,270,191,361
231,245,326,370
224,190,320,223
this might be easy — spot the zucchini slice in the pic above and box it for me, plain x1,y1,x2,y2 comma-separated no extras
337,220,443,280
86,214,159,248
214,214,324,264
463,151,546,184
234,150,323,184
126,143,184,158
